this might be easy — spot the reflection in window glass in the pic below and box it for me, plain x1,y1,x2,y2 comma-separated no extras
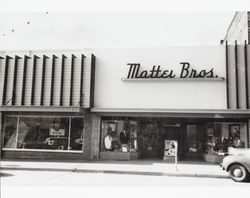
70,117,84,151
3,117,18,148
17,117,40,148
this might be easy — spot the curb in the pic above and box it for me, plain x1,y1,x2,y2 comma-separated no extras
0,167,229,179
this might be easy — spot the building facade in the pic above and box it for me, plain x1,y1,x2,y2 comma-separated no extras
1,45,250,163
0,50,99,160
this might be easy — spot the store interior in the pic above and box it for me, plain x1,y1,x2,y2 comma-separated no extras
101,117,248,161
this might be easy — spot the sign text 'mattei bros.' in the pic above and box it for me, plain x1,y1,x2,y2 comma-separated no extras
122,62,225,81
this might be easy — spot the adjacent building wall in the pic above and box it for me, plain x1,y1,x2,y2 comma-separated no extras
224,12,249,45
226,44,250,109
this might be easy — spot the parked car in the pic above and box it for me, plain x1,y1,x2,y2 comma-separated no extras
221,147,250,182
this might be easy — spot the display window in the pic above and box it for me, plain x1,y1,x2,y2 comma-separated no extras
101,118,138,152
2,116,84,152
205,122,246,155
3,117,18,149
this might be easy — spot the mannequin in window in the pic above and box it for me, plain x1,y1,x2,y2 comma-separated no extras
119,130,130,144
104,131,113,151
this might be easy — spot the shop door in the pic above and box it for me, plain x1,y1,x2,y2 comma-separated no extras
164,126,185,160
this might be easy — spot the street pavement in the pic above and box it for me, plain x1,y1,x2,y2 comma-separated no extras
0,169,249,187
1,169,250,198
1,160,250,198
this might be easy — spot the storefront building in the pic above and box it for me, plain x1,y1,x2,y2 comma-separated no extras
0,50,99,160
1,45,250,163
89,46,250,162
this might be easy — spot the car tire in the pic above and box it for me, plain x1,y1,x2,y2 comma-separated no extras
229,164,249,182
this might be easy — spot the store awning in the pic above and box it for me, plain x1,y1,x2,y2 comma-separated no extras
91,108,250,118
0,105,88,113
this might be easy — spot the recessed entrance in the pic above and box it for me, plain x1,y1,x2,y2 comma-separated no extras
138,119,186,160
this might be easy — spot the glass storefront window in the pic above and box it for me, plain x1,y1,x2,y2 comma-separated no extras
228,124,245,148
17,117,41,149
205,123,222,154
70,117,84,151
3,117,18,148
3,116,84,151
205,122,246,155
101,119,138,152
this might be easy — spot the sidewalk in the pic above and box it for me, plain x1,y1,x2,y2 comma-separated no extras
0,160,229,178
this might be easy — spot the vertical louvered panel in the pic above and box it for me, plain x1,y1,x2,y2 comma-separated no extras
247,45,250,108
50,55,58,106
227,45,237,109
0,56,5,105
72,55,81,106
24,55,33,105
237,45,247,109
62,55,71,106
31,55,40,105
69,54,76,106
15,57,24,106
90,54,96,108
12,56,22,105
33,56,42,106
225,42,229,109
43,55,52,106
244,42,249,109
40,55,49,106
0,50,92,108
60,55,67,106
5,56,14,106
21,56,30,105
52,54,61,106
79,54,86,107
83,54,91,108
235,42,239,109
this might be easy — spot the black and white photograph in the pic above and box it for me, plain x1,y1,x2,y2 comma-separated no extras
1,1,250,198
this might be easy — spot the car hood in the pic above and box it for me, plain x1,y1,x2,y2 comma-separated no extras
228,147,250,156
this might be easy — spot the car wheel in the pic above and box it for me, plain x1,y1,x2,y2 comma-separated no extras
229,164,249,182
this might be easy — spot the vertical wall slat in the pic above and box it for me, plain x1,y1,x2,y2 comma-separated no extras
247,120,250,148
235,41,239,109
244,41,249,109
80,54,86,107
31,55,40,105
228,45,237,108
50,55,58,106
2,56,13,105
69,54,76,106
40,55,49,106
21,55,30,105
247,45,250,108
225,42,230,109
237,45,247,109
60,55,67,106
12,56,21,105
90,54,96,108
0,56,5,106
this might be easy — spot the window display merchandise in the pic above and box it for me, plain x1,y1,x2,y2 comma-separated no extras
101,119,138,153
203,122,246,163
3,116,84,151
104,131,113,151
